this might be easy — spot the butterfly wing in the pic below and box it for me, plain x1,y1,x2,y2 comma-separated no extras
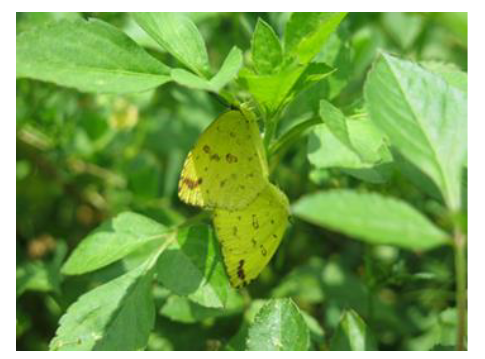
213,184,290,288
178,109,269,210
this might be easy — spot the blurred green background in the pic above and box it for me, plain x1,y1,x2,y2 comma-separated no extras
16,12,467,350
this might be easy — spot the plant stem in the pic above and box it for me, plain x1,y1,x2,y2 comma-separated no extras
269,117,321,157
454,226,467,350
267,117,321,174
263,117,276,154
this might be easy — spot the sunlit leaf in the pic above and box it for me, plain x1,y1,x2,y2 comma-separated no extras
62,212,167,275
50,258,156,350
16,19,171,93
246,298,310,351
293,190,451,250
365,53,467,210
133,12,210,77
156,224,229,308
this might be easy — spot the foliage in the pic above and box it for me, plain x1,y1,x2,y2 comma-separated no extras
16,12,467,351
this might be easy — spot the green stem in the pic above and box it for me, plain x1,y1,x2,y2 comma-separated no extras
263,117,276,154
268,117,321,174
454,227,467,350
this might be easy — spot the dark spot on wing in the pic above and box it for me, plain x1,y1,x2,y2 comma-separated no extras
226,153,238,163
230,131,236,138
272,234,277,239
239,185,245,190
237,259,245,280
233,226,238,236
260,245,267,256
204,166,208,171
220,179,226,188
251,238,257,247
203,145,211,154
237,216,242,221
210,153,221,161
182,177,202,189
271,219,275,224
252,214,259,229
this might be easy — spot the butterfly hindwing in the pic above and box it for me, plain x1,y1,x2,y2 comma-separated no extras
213,184,290,288
178,109,269,210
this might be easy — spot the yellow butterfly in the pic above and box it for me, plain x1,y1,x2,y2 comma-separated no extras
213,183,290,288
178,106,269,210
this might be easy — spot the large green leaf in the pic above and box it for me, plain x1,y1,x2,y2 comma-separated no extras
246,298,310,351
284,12,347,64
156,224,229,308
330,310,377,350
293,190,451,251
365,53,467,210
16,18,171,94
133,12,210,78
252,18,283,75
62,212,167,275
50,257,156,350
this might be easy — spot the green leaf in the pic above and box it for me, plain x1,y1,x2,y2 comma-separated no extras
284,12,347,64
16,19,171,94
156,224,229,308
160,291,244,324
172,47,242,92
315,32,353,99
289,63,335,97
381,12,424,50
365,53,467,210
210,46,243,91
133,12,210,78
239,66,305,115
319,100,355,155
252,19,283,75
307,115,392,182
293,190,451,251
421,61,467,93
17,12,82,33
62,212,167,275
330,310,377,350
246,298,310,351
171,68,213,91
50,258,156,350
